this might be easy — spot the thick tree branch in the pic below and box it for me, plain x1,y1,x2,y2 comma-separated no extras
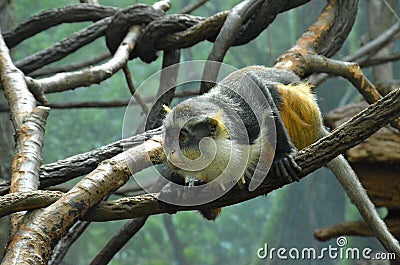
3,4,119,48
15,17,113,75
1,135,164,264
1,89,399,222
0,34,50,234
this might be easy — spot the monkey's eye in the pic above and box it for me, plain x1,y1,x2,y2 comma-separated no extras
179,130,188,143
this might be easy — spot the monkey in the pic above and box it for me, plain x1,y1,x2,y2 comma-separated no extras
159,65,400,255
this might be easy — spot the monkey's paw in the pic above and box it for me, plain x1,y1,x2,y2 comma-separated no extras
271,152,301,183
156,182,190,215
157,180,208,214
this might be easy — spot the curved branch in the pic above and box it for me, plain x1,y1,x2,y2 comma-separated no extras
275,0,358,76
15,17,112,74
3,4,119,48
200,0,264,93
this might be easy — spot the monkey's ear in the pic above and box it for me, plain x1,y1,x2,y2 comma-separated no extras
210,109,229,138
162,104,172,113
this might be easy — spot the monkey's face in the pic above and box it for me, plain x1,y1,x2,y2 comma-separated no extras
162,102,232,183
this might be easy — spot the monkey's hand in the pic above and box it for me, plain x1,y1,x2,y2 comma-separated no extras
270,151,301,183
157,182,186,215
157,179,208,214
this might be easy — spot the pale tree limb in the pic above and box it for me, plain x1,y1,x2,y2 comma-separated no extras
0,127,162,196
1,136,164,264
0,35,36,129
1,89,399,222
0,34,50,234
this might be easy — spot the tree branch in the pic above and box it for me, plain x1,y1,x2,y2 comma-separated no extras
89,217,148,265
307,55,400,130
275,0,358,76
1,89,399,222
315,219,400,241
3,4,119,48
1,135,164,264
200,0,264,93
29,53,111,78
0,34,50,233
0,127,162,195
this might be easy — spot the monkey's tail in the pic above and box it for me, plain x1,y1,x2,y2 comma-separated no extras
326,154,400,257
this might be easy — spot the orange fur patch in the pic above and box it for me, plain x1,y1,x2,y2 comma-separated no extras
276,83,322,150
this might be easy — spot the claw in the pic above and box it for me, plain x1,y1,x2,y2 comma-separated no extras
271,152,302,184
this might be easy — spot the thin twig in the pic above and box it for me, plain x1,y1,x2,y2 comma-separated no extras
89,217,148,265
29,53,111,78
122,65,149,114
180,0,210,14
